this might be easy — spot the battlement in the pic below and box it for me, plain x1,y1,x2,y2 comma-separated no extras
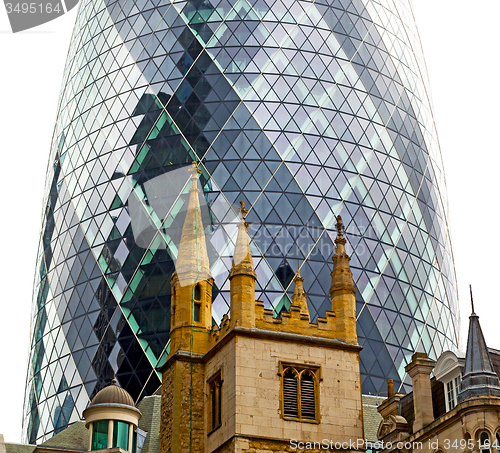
254,299,346,340
208,297,354,347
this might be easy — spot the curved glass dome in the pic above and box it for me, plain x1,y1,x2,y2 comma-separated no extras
23,0,459,442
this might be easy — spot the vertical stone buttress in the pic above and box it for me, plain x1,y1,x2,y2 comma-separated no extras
160,162,212,453
329,215,357,343
229,201,257,328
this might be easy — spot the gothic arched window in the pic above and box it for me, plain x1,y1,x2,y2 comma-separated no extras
281,364,319,422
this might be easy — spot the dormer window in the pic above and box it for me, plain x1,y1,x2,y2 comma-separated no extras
445,375,461,411
433,350,464,412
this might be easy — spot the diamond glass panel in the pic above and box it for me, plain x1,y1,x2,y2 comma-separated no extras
24,0,459,443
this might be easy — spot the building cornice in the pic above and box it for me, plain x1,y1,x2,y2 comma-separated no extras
158,325,362,372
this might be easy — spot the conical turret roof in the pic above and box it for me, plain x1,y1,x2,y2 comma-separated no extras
458,302,500,402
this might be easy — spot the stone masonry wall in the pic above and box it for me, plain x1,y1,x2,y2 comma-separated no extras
160,363,174,453
234,336,364,444
160,360,205,453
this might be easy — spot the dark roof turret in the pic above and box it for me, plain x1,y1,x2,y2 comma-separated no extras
458,299,500,402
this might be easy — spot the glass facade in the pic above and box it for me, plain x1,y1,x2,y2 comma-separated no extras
23,0,459,443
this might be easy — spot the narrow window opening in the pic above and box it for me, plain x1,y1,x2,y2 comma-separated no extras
194,284,201,322
283,368,299,418
300,371,316,420
480,431,491,453
446,380,455,411
209,372,223,432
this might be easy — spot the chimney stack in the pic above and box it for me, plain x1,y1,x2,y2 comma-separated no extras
405,352,435,432
387,379,394,398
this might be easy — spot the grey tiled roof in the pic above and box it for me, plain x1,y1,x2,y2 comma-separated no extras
40,422,87,451
137,396,161,453
362,395,384,443
5,443,36,453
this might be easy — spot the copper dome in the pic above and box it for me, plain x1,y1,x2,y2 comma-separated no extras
89,380,135,407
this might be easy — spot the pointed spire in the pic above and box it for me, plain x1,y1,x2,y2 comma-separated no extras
329,215,357,343
291,269,310,319
330,215,356,297
229,201,256,279
229,201,257,328
174,162,211,286
458,308,500,403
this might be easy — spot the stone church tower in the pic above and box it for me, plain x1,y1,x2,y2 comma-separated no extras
159,162,364,453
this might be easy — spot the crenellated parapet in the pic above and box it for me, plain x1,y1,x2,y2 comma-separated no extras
254,299,341,339
208,297,350,347
209,313,231,344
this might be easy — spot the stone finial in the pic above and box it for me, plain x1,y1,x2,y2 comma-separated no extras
239,200,248,223
291,269,310,320
229,201,256,280
173,162,211,286
330,215,356,297
188,160,201,186
335,215,345,241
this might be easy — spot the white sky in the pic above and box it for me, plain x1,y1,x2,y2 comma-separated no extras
1,0,499,444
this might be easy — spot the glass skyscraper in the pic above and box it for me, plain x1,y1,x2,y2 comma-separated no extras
24,0,459,443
